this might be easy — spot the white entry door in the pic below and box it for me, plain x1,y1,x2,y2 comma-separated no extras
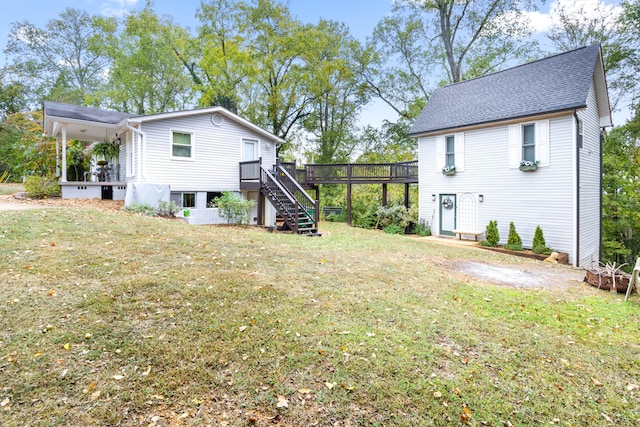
439,194,456,236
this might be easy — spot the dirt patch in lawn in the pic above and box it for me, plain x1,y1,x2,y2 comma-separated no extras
444,260,586,290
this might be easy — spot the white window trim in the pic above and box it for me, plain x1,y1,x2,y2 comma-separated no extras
508,119,549,168
242,138,259,162
435,133,464,173
170,129,195,161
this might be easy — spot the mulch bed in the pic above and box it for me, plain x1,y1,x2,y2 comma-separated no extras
478,246,569,265
583,268,635,294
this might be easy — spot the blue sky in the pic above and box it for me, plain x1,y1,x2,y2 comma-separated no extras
0,0,629,125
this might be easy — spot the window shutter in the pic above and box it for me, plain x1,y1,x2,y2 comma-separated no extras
508,125,520,168
536,119,550,167
455,133,465,172
435,135,445,174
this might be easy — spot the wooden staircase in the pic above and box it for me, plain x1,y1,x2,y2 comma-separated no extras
260,164,320,235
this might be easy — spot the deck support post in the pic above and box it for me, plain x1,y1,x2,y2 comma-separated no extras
347,164,353,226
382,183,388,207
404,183,410,208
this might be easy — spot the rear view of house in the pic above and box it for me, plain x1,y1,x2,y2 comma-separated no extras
409,45,612,267
43,103,284,227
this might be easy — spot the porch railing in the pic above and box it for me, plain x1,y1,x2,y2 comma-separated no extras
303,160,418,183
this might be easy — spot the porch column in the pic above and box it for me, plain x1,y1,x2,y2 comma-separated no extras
61,125,67,182
55,135,60,178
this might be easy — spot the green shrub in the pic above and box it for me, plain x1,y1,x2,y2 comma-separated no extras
503,222,523,251
213,191,256,224
415,219,431,237
155,200,180,217
122,203,155,216
532,225,553,254
24,175,60,198
376,205,410,230
481,220,499,247
383,224,405,234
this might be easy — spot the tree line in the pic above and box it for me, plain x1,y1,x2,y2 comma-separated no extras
1,0,639,267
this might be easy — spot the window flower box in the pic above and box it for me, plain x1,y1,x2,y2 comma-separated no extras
519,160,538,172
442,165,456,176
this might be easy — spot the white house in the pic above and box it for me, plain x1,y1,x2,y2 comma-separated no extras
409,45,612,267
42,102,293,227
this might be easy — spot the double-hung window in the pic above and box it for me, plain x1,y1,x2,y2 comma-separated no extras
522,124,535,163
445,135,455,167
172,131,192,158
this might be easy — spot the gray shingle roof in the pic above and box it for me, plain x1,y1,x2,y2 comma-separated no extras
44,101,137,124
409,44,601,136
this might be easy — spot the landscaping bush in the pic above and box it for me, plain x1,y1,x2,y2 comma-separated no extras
504,221,523,251
532,225,553,255
376,205,410,230
24,175,60,198
415,219,431,237
481,220,499,247
155,200,180,217
383,224,405,234
122,202,155,216
213,191,256,224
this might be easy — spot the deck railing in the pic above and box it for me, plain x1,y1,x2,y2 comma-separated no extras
239,159,261,181
303,160,418,183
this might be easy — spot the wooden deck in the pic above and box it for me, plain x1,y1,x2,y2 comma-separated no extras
279,161,418,185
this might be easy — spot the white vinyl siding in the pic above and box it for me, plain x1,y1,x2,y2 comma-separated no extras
139,114,277,192
578,82,602,268
419,115,576,263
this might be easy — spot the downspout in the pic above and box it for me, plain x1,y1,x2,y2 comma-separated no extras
126,122,145,183
599,128,604,265
573,110,581,267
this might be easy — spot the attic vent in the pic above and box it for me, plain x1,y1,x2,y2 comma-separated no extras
211,113,224,126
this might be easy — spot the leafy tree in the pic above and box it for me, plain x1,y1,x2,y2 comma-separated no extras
213,191,256,224
602,118,640,268
94,3,194,114
4,8,108,106
358,118,417,163
366,0,539,119
545,0,638,111
2,111,57,177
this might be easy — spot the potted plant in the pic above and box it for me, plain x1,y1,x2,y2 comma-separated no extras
442,165,456,176
91,141,119,164
519,160,538,172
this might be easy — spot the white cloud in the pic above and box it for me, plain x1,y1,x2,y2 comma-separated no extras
522,10,553,33
100,0,141,17
537,0,622,33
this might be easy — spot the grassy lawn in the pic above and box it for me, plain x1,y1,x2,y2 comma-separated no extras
0,183,25,196
0,208,639,426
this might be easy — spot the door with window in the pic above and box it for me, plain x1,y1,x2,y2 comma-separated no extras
439,194,456,236
243,139,258,162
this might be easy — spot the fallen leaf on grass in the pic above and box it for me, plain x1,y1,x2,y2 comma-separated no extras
298,388,311,394
627,384,639,391
90,390,101,401
433,391,442,398
276,395,289,408
461,406,472,423
63,343,70,350
591,378,602,386
0,398,9,407
239,325,247,332
142,366,151,376
112,375,125,380
337,331,350,335
325,382,336,390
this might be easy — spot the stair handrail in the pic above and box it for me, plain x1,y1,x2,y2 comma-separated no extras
276,164,315,207
276,163,319,229
260,166,300,232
